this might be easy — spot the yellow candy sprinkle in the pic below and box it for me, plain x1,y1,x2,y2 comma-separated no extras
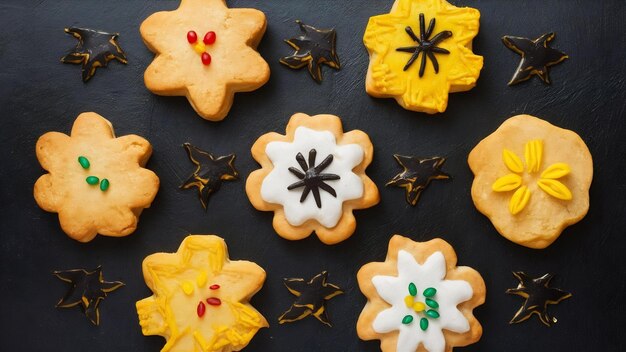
540,163,571,179
412,302,426,312
537,179,573,200
524,140,543,173
196,271,207,287
503,149,524,173
404,295,414,308
182,281,194,295
492,173,523,192
194,42,206,54
509,185,531,215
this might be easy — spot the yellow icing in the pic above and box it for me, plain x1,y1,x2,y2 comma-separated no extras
492,140,573,214
363,0,483,113
136,235,267,352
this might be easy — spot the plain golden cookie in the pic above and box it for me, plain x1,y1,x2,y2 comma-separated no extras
468,114,593,248
34,112,159,242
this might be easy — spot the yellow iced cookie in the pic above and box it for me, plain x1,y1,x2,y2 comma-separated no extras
363,0,483,114
136,235,267,352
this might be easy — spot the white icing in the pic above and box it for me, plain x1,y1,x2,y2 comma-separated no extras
260,126,364,228
372,251,473,352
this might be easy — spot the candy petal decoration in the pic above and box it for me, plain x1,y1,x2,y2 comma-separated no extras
509,185,531,215
524,140,543,173
503,149,524,173
541,163,571,179
537,179,573,200
492,173,522,192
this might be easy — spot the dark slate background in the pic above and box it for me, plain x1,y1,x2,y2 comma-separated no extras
1,0,625,351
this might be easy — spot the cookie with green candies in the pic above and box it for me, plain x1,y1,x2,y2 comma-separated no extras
34,112,159,242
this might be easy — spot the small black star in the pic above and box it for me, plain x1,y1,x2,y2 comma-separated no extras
506,272,572,326
502,32,568,85
396,13,452,77
387,155,450,206
278,271,343,326
61,27,128,82
180,143,238,210
54,266,124,325
287,149,340,208
280,20,340,83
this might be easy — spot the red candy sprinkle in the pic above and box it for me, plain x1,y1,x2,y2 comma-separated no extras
201,52,212,65
209,284,220,290
203,31,216,45
206,297,221,306
187,31,198,44
197,301,206,317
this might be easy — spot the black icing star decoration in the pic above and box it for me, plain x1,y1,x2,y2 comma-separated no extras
53,266,124,325
280,20,340,83
506,272,572,326
181,143,238,210
278,271,343,326
396,13,452,77
287,149,340,208
61,27,127,82
387,155,450,206
502,32,568,85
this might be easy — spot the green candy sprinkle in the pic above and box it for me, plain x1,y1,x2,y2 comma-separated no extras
408,282,417,296
420,317,429,331
401,315,413,324
426,309,440,319
425,298,439,309
100,178,110,191
86,176,99,185
78,156,90,169
423,287,437,297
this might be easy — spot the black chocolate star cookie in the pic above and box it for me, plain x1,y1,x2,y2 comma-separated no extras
506,271,571,326
387,155,450,206
502,32,568,85
54,266,124,325
181,143,238,210
61,27,127,82
280,20,340,83
278,271,343,326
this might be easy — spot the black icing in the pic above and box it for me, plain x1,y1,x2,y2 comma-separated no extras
396,13,452,77
287,149,340,208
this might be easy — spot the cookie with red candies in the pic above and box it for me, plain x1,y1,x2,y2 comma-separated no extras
140,0,270,121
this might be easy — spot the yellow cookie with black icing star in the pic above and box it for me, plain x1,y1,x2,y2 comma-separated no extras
468,115,593,249
136,235,267,352
363,0,483,114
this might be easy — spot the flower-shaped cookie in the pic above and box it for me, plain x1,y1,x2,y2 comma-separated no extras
136,235,267,352
246,113,379,244
363,0,483,114
357,235,485,352
140,0,270,121
34,112,159,242
468,115,593,249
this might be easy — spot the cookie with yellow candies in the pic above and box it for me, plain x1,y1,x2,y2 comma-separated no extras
363,0,483,114
140,0,270,121
34,112,159,242
468,115,593,249
136,235,268,352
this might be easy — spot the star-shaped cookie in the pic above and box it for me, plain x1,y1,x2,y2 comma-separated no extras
34,112,159,242
140,0,270,121
280,20,340,83
136,235,267,352
387,155,450,206
180,143,238,210
54,266,124,325
506,272,571,326
61,27,128,82
502,32,568,85
278,271,343,326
